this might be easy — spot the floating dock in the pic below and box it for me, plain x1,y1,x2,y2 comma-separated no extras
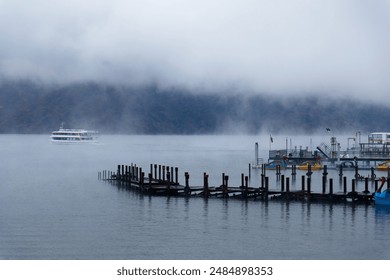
259,132,390,170
98,163,387,204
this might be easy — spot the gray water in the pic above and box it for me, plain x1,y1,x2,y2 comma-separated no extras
1,134,390,260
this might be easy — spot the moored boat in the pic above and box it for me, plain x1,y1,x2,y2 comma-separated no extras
50,125,99,144
374,189,390,206
265,160,287,170
377,161,390,171
297,162,322,171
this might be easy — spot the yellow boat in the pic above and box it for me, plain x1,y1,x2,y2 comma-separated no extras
297,162,323,171
377,161,390,171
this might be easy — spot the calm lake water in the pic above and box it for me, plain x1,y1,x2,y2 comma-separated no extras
1,134,390,260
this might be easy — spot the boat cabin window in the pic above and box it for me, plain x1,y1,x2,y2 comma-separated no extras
368,133,390,144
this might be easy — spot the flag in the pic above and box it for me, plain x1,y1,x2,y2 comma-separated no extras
326,128,331,132
270,135,273,143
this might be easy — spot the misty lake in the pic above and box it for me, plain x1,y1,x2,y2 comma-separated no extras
1,134,390,260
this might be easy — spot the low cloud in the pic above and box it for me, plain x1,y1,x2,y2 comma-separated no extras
1,0,390,102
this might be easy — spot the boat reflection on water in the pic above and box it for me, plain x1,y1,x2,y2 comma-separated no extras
375,204,390,219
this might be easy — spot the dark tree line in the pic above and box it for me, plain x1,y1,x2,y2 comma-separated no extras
0,80,388,134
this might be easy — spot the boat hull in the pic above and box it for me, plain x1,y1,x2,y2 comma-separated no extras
374,190,390,206
377,165,390,172
297,164,322,171
50,139,99,144
265,161,287,170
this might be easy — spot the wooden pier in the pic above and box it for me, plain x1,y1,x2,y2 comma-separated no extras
98,163,388,204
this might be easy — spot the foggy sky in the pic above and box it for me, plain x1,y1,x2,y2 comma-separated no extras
1,0,390,102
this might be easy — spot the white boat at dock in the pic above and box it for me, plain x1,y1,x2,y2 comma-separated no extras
50,125,99,144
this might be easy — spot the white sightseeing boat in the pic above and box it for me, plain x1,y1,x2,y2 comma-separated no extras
50,125,99,144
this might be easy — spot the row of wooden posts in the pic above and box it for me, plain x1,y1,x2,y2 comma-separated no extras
258,163,386,181
98,163,388,202
98,163,248,198
262,163,389,194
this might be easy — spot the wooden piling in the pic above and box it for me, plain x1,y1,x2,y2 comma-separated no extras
364,177,369,193
261,174,264,189
140,171,145,189
323,165,328,177
223,175,229,197
184,172,191,196
167,172,171,192
343,176,347,194
291,165,296,176
339,165,343,178
329,178,333,195
185,172,189,187
245,176,249,197
371,167,376,181
240,173,245,197
129,165,132,183
307,164,312,178
286,177,290,194
322,165,328,194
203,172,209,197
322,175,326,194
